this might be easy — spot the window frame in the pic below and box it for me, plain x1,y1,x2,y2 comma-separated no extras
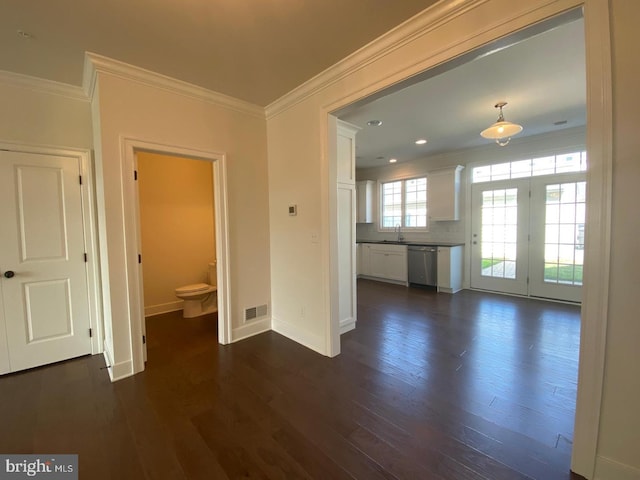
378,176,428,232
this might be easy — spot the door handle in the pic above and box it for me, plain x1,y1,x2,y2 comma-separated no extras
3,271,15,278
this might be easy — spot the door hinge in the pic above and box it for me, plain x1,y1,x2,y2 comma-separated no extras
79,175,83,185
89,328,93,338
134,170,138,181
138,254,142,264
84,253,88,262
142,335,146,344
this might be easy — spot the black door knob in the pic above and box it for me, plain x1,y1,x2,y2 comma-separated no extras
3,271,15,278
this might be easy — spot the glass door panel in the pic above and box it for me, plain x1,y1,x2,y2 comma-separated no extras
529,174,585,302
471,180,529,295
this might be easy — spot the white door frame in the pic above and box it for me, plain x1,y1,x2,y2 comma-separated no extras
121,138,231,375
0,140,103,358
322,1,612,477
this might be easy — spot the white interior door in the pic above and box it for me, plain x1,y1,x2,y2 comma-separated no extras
0,151,92,374
470,180,530,295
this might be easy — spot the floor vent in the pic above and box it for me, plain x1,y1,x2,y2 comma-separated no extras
245,304,268,321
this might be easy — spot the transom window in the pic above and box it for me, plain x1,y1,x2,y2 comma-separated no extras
380,177,427,229
472,151,587,183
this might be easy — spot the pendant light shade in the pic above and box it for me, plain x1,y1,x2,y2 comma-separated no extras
480,102,523,146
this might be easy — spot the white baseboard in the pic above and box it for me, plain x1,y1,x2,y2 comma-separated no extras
595,456,640,480
271,315,325,355
144,300,183,317
102,346,134,382
232,317,271,342
340,318,356,335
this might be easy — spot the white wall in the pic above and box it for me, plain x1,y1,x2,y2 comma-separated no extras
91,72,271,378
0,80,92,148
266,0,635,478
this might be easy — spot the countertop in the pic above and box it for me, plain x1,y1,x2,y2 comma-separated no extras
356,240,465,247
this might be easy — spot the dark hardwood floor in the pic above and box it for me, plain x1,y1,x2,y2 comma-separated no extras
0,279,584,479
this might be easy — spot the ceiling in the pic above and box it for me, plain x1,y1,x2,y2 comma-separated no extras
338,14,587,169
1,0,438,106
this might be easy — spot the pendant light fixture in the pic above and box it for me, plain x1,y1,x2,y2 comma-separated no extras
480,101,523,146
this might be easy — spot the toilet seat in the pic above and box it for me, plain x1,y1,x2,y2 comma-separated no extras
175,283,210,294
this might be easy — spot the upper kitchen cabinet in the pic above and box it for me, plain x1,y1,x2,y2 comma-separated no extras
356,180,374,223
428,165,464,221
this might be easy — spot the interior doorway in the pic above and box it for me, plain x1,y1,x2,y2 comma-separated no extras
136,152,219,361
121,138,231,374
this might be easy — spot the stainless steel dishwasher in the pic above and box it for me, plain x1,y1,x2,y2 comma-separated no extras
408,245,438,287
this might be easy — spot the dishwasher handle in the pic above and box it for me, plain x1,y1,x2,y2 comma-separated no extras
409,246,437,252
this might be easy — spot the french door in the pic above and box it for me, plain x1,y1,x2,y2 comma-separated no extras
529,174,585,302
471,174,585,302
471,179,530,295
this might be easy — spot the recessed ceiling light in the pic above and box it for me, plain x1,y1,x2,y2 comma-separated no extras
389,158,397,164
17,30,34,40
415,139,427,145
367,120,383,127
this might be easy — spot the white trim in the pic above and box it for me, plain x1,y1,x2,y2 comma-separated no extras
103,345,133,382
266,1,482,119
121,138,233,377
595,456,640,480
83,52,264,118
0,69,88,101
272,316,325,355
339,318,356,335
0,140,103,356
144,300,183,317
232,318,271,343
571,0,613,476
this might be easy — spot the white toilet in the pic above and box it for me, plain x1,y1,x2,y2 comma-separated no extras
175,262,218,318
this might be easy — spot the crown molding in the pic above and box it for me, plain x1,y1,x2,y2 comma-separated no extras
265,0,483,119
0,69,88,101
83,52,265,119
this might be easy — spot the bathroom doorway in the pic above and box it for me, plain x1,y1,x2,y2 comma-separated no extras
136,151,220,363
122,138,231,372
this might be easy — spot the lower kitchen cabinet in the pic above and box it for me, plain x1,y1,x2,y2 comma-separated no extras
358,243,407,284
437,245,464,293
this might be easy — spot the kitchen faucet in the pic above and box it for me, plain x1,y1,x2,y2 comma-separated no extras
395,224,404,242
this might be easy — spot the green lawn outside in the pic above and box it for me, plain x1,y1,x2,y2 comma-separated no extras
545,264,583,283
481,259,502,269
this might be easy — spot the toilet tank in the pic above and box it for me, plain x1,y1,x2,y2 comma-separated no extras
208,262,217,286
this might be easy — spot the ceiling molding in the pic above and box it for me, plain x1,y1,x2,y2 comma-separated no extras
83,52,265,119
0,69,88,102
264,0,484,119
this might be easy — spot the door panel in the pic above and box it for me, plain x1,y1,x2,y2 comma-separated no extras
471,180,530,295
529,174,585,302
0,151,92,373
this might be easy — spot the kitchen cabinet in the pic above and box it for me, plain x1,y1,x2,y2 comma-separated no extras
437,245,463,293
359,243,371,276
356,180,374,223
359,243,407,284
428,165,464,221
